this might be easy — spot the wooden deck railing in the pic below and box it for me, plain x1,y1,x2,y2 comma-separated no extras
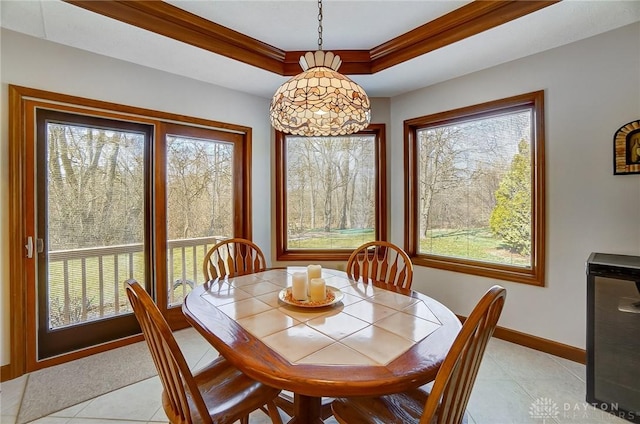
48,236,226,328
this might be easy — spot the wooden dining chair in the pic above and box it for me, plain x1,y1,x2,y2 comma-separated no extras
202,238,267,280
346,240,414,289
331,285,506,424
125,279,283,424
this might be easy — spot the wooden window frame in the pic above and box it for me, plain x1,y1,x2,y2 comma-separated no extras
404,91,546,286
275,124,387,261
7,84,252,377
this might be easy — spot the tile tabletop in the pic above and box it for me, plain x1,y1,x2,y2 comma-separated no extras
201,267,443,366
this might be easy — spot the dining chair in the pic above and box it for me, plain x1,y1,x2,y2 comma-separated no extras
125,279,283,424
331,285,506,424
346,240,414,289
202,238,267,280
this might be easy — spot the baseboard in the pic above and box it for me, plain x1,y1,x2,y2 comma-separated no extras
457,315,586,364
492,326,586,364
1,363,12,382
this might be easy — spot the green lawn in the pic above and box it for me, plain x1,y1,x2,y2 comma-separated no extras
288,228,375,249
288,227,529,268
420,227,530,266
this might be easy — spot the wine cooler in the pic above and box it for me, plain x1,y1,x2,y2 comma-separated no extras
587,252,640,423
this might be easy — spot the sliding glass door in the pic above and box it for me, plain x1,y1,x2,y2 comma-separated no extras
12,85,253,367
161,124,239,308
36,109,152,359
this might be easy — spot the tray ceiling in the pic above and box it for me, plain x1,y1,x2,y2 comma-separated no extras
2,0,639,98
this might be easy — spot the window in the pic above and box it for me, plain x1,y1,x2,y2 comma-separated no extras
405,91,545,285
275,124,387,261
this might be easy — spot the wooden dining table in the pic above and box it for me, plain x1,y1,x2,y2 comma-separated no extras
182,267,461,423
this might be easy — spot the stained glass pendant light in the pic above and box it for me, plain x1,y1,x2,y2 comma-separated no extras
269,0,371,136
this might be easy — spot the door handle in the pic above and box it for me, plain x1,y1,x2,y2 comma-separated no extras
25,236,33,258
24,237,43,258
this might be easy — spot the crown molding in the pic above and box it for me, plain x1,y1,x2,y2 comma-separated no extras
65,0,559,76
370,0,559,73
66,0,287,74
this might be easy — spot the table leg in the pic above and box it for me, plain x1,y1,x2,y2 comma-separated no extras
286,393,324,424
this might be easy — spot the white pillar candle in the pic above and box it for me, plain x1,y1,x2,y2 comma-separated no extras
309,278,326,302
307,264,322,282
291,272,308,301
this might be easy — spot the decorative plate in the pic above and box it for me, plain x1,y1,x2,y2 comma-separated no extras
278,286,344,308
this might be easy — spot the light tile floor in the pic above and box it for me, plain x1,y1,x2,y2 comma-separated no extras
0,328,632,424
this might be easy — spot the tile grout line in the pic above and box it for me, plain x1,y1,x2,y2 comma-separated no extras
545,353,585,383
14,374,30,424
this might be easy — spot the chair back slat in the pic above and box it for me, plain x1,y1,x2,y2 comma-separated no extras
125,280,213,424
346,241,413,289
203,238,267,280
377,246,389,278
137,312,187,419
217,249,230,277
420,285,506,424
359,256,368,281
234,243,256,275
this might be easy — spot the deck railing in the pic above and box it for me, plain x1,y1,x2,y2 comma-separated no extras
48,236,226,328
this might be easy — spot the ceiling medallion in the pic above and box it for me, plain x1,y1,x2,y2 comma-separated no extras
269,0,371,137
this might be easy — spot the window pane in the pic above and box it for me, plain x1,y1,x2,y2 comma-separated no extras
406,91,546,286
417,110,533,268
285,135,376,250
166,135,234,306
46,123,145,328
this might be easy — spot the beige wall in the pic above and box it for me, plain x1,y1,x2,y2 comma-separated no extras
0,29,274,367
389,22,640,349
2,21,639,368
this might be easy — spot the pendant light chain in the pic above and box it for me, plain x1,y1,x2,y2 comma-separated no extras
269,0,371,136
317,0,323,51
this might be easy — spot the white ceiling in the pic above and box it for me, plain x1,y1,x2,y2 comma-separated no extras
2,0,640,98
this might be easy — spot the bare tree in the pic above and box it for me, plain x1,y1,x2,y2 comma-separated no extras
166,137,233,240
419,126,465,236
285,134,376,241
47,124,144,249
418,110,531,250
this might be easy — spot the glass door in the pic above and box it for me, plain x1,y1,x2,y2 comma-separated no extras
35,109,152,359
158,123,242,321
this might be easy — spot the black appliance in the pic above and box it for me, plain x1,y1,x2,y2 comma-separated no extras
587,252,640,423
